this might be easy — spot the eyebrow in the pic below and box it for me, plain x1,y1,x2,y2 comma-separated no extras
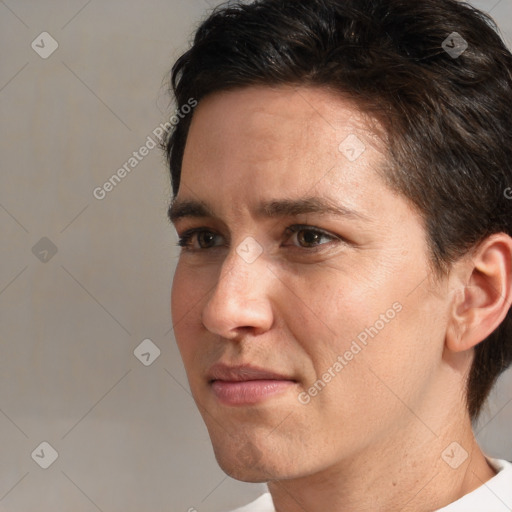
168,196,369,224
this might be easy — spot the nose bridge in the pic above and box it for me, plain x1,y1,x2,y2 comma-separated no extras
214,239,266,304
201,239,272,337
226,234,265,281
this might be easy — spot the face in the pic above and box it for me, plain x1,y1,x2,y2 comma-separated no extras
170,86,451,482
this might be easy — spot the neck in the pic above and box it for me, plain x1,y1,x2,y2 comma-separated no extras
267,411,495,512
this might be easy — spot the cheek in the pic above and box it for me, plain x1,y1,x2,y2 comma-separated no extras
170,263,187,319
285,254,440,401
280,265,398,368
314,284,445,424
170,262,205,360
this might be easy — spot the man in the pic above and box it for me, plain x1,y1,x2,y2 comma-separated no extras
165,0,512,510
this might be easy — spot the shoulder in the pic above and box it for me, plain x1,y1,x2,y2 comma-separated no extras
222,461,512,512
225,492,274,512
436,458,512,511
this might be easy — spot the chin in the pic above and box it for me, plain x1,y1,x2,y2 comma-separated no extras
211,433,308,483
213,439,262,479
218,461,271,483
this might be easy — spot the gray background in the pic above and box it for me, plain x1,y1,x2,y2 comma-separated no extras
0,0,511,510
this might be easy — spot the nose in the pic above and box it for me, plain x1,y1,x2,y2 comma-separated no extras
201,247,274,340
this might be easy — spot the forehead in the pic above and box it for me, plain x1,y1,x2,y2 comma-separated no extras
176,85,391,220
185,85,380,155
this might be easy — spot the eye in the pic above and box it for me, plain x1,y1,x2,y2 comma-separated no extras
283,225,338,249
176,225,339,253
176,229,224,250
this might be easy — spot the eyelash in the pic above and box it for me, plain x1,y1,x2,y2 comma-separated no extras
176,224,339,252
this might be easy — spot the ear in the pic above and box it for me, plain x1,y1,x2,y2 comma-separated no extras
446,233,512,353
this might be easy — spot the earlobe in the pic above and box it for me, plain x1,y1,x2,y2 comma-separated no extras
445,233,512,353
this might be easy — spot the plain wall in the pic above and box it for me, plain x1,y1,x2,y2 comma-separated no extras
0,0,511,510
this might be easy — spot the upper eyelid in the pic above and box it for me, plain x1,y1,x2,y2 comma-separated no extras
285,225,337,236
176,224,335,237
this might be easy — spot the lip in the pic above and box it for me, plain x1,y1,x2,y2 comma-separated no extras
208,363,295,382
207,363,297,406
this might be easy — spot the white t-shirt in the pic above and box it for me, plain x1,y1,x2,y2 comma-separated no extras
227,458,512,512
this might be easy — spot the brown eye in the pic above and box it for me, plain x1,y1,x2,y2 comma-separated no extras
196,231,217,249
297,230,325,247
284,225,337,248
177,229,223,250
